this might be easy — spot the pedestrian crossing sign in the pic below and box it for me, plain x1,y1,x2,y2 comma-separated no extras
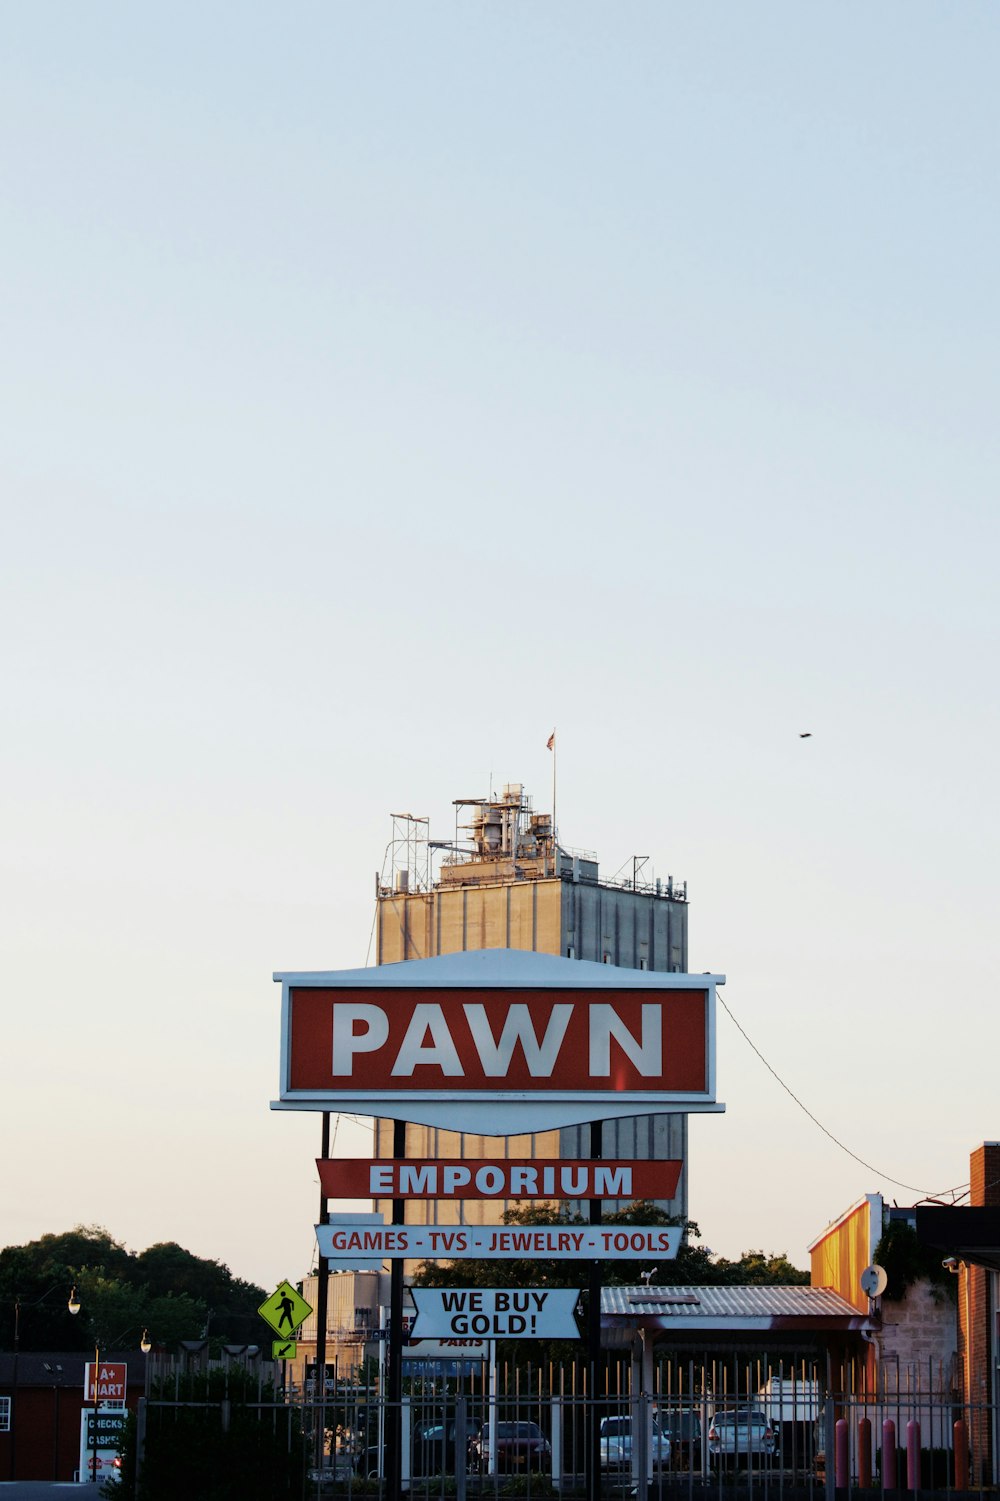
258,1280,313,1338
272,1340,297,1361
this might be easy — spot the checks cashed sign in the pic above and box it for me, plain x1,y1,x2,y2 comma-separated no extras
273,948,723,1133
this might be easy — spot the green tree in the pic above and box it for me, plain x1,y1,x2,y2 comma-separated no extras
0,1227,266,1353
115,1367,305,1501
134,1243,266,1344
873,1220,955,1302
411,1203,809,1290
0,1226,132,1351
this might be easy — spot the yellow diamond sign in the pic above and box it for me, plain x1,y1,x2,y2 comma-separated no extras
259,1280,313,1339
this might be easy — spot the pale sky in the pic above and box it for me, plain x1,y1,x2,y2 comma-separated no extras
2,4,998,1300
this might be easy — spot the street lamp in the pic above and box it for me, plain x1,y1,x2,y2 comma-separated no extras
67,1287,106,1484
68,1292,150,1484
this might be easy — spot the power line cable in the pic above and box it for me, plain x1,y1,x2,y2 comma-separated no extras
716,989,953,1198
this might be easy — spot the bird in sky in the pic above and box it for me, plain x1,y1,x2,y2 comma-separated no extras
799,732,812,738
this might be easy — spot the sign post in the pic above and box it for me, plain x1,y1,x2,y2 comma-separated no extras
588,1120,602,1501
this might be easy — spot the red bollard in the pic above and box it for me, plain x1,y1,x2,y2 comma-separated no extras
883,1419,897,1489
858,1418,872,1488
835,1419,850,1488
954,1419,969,1491
907,1419,920,1492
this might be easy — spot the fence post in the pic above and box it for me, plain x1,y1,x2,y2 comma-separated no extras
634,1392,648,1501
135,1396,147,1485
835,1418,849,1488
825,1400,836,1501
455,1394,467,1501
858,1417,872,1488
953,1418,968,1491
906,1419,919,1492
550,1395,562,1488
882,1419,896,1490
220,1399,231,1435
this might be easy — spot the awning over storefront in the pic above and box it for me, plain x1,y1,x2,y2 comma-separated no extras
601,1284,872,1347
916,1206,1000,1273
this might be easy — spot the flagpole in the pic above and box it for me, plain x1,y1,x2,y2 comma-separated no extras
551,730,557,853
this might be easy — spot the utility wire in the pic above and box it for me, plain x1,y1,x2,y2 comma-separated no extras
716,989,954,1198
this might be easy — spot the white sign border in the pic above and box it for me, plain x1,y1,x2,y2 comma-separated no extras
273,955,724,1132
411,1286,581,1340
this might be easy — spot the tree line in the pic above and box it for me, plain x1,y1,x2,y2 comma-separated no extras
0,1225,267,1352
412,1201,809,1289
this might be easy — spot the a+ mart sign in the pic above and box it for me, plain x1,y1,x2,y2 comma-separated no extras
258,1280,313,1339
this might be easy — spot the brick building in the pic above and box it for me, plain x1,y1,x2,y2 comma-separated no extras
917,1142,1000,1486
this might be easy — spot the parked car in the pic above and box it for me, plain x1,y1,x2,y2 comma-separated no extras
412,1417,461,1475
468,1420,551,1473
598,1414,671,1469
707,1408,779,1468
354,1416,461,1479
660,1409,702,1469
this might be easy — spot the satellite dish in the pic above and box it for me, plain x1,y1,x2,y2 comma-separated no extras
860,1264,888,1298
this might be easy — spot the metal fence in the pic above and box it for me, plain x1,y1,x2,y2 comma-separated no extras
134,1350,996,1499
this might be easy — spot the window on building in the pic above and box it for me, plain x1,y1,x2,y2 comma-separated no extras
0,1397,10,1432
354,1307,370,1330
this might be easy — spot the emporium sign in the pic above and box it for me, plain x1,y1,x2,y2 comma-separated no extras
273,952,723,1132
318,1157,683,1200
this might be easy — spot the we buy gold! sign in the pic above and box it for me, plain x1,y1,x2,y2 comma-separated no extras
85,1362,127,1401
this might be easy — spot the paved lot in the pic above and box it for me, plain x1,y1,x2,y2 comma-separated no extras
0,1486,102,1498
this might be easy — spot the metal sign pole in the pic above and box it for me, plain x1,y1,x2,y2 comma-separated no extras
587,1119,603,1501
315,1112,331,1471
386,1118,407,1501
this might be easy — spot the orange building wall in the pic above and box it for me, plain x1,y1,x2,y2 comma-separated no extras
810,1195,882,1314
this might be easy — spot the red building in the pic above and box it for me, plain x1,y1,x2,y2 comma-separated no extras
0,1349,147,1483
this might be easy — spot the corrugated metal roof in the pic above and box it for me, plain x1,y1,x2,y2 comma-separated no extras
601,1284,867,1333
604,1284,856,1317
